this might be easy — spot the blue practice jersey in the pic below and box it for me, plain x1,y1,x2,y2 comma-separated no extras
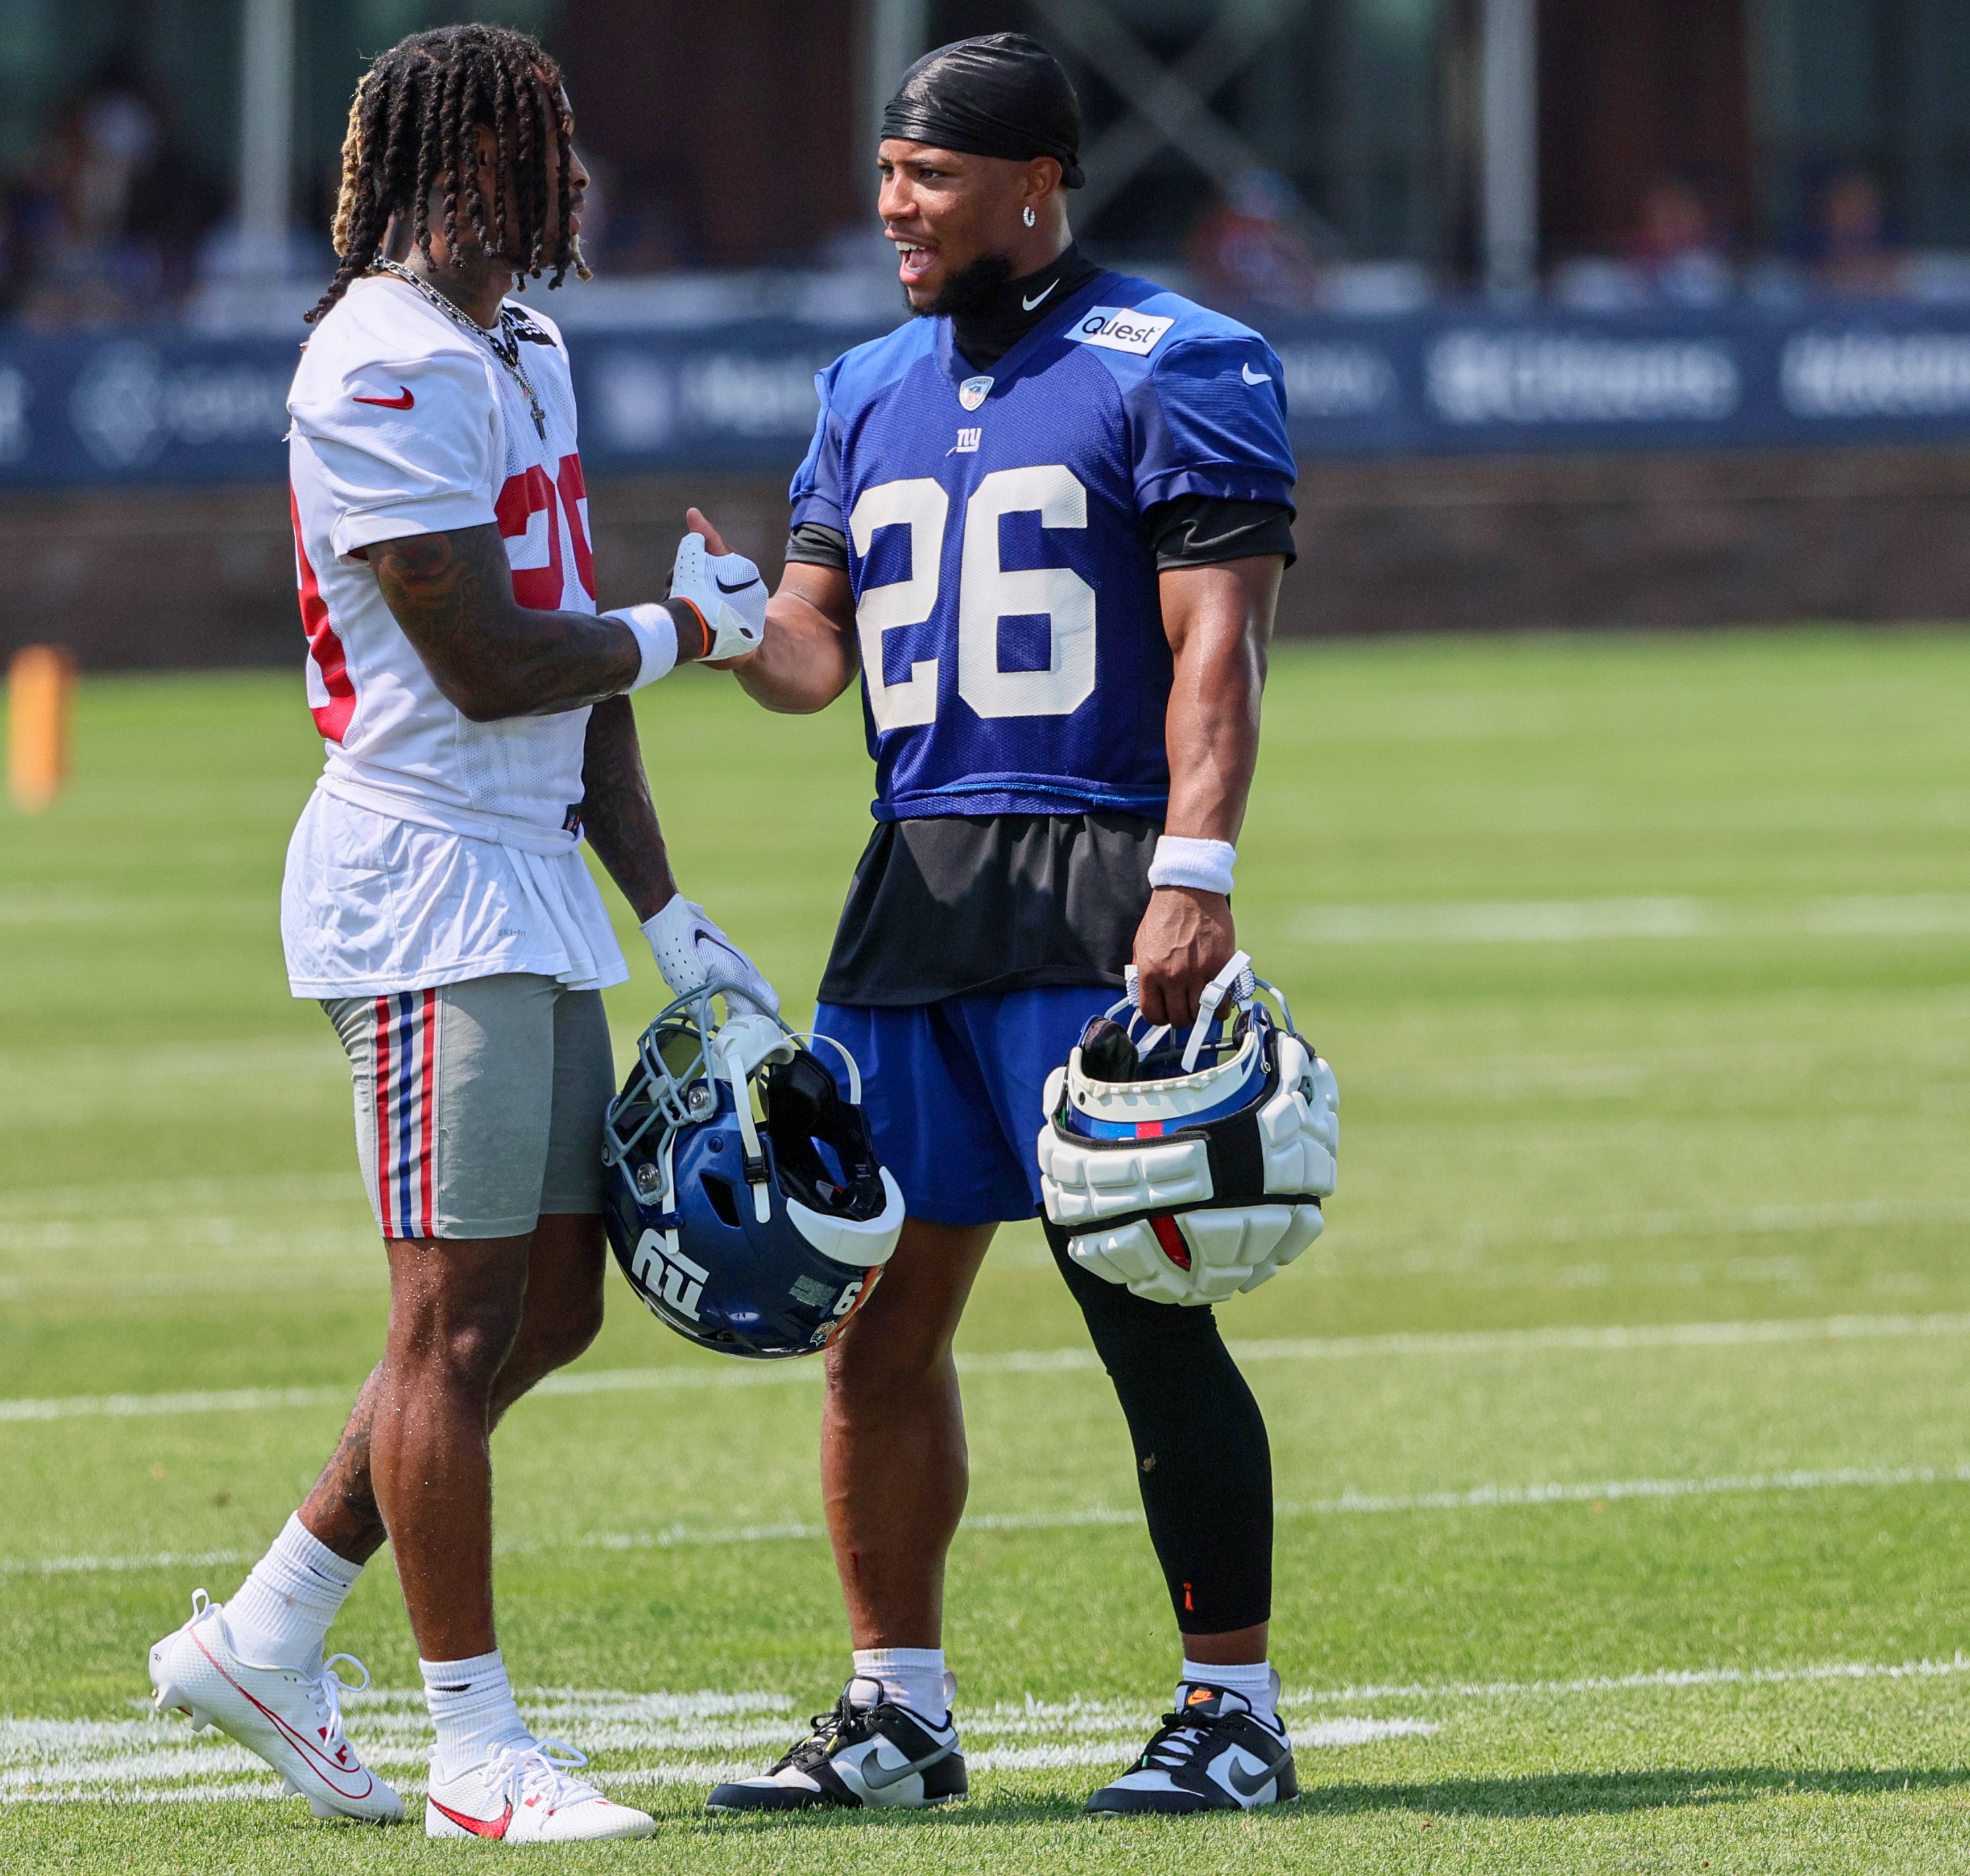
790,272,1297,821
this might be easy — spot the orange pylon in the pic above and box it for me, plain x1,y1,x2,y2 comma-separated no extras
8,645,76,814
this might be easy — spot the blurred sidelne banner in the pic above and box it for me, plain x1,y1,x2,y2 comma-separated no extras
9,304,1970,489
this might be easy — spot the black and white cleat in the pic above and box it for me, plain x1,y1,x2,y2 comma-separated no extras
1086,1678,1299,1814
706,1675,967,1812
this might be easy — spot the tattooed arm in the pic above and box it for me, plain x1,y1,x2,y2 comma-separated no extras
578,696,677,921
366,523,707,723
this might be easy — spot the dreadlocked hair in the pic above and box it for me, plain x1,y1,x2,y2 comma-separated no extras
307,22,590,324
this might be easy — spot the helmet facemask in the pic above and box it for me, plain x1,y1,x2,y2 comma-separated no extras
601,982,906,1358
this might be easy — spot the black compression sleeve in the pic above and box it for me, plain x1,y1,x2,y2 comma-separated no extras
784,522,849,570
1045,1220,1273,1633
1145,495,1298,570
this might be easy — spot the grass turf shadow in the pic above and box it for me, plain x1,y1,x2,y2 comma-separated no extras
670,1769,1967,1834
1300,1765,1970,1819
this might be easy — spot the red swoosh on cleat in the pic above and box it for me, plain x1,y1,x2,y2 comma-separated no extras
187,1627,377,1800
352,386,415,409
431,1797,514,1838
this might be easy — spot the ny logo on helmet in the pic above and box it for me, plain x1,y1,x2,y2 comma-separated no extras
631,1229,710,1321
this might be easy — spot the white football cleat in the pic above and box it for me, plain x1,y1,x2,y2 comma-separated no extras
146,1589,403,1824
425,1738,656,1842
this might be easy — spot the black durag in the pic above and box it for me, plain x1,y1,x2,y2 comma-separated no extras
880,33,1085,188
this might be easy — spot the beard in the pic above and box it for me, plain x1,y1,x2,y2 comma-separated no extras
908,249,1015,318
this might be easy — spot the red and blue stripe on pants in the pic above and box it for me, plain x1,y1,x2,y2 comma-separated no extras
371,990,437,1239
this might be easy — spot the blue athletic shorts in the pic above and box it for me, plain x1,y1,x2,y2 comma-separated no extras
814,986,1119,1226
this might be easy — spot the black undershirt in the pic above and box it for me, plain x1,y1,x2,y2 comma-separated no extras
787,495,1297,576
818,814,1157,1006
946,240,1105,371
797,248,1295,1008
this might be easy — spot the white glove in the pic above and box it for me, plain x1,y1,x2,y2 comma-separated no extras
642,895,780,1015
666,531,767,663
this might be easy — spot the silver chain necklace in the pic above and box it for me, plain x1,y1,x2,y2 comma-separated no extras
372,257,547,439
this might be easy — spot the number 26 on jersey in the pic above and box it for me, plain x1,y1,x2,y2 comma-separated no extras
849,466,1096,729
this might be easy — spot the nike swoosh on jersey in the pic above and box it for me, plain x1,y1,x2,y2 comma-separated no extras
715,573,762,593
352,386,416,409
1021,280,1059,311
1241,363,1272,386
429,1797,514,1838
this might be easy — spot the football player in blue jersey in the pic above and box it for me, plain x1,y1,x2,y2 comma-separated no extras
691,35,1302,1816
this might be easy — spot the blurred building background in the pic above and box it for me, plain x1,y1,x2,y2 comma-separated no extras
7,0,1970,663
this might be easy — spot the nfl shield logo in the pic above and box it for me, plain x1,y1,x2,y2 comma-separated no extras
958,376,993,411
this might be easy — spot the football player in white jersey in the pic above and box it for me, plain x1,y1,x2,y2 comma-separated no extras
144,26,767,1842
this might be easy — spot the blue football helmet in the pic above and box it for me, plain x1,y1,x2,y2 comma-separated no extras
601,983,905,1359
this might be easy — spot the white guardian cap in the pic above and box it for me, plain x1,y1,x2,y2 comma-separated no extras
1037,953,1338,1306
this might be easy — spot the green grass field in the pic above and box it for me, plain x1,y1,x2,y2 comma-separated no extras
7,628,1970,1872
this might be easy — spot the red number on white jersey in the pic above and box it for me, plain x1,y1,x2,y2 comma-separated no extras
291,487,355,741
496,453,595,610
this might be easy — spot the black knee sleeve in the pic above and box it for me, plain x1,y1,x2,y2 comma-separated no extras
1045,1221,1272,1633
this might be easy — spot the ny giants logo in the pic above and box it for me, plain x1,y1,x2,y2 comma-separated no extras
631,1228,710,1321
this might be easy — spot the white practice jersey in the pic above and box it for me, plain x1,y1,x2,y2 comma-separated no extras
289,272,598,846
282,273,627,998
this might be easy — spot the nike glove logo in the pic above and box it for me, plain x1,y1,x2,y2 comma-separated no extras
352,386,416,409
715,573,761,593
1021,280,1059,311
1241,363,1272,386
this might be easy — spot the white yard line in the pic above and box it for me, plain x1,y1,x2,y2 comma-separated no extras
0,1386,351,1423
0,1697,1432,1805
1291,893,1970,945
12,1458,1970,1579
15,1653,1969,1809
1300,1653,1970,1705
1273,1462,1970,1518
11,1308,1970,1426
0,1548,251,1579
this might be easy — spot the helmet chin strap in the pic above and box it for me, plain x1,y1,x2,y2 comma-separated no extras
1121,966,1172,1061
1181,950,1255,1073
717,1019,790,1223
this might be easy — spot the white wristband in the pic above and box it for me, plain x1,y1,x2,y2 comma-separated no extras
1148,835,1236,897
604,603,678,692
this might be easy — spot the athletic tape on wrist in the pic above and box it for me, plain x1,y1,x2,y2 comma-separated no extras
605,603,678,691
1148,835,1237,897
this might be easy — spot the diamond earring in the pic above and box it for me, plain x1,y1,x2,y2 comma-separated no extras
1022,206,1036,227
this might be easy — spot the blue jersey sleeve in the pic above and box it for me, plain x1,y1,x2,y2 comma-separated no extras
788,361,847,533
1132,333,1297,515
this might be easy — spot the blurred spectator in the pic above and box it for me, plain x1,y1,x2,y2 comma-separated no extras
1553,175,1736,311
1186,169,1324,314
1626,175,1734,306
1,61,223,330
1804,169,1907,298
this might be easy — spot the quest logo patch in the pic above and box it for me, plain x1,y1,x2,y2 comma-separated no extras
1067,307,1177,358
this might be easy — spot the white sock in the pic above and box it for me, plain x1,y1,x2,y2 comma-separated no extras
1181,1657,1281,1734
851,1647,950,1722
222,1514,361,1670
422,1650,532,1782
